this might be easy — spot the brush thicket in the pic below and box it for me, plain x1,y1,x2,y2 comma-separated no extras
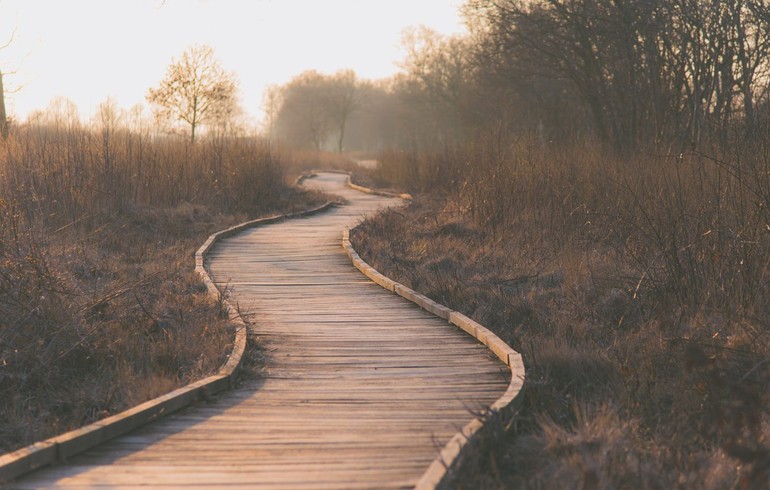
0,122,325,453
355,133,770,488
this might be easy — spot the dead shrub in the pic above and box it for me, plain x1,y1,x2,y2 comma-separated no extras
353,133,770,487
0,123,325,453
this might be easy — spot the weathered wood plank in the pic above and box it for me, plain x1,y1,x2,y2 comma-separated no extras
14,172,509,489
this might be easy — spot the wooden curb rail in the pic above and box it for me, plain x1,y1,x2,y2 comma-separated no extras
0,201,334,484
296,168,413,201
341,196,524,490
2,170,521,488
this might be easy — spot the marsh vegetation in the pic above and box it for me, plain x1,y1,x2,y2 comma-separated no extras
0,84,325,452
341,1,770,487
2,1,770,487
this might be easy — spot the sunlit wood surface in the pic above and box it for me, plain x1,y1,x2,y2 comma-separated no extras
14,172,508,489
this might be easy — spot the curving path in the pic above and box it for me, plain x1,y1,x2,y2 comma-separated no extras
14,173,508,489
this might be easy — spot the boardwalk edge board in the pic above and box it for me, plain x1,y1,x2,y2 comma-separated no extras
0,201,335,484
340,189,524,490
299,168,413,200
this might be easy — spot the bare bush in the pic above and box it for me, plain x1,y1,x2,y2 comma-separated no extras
354,134,770,487
0,119,323,453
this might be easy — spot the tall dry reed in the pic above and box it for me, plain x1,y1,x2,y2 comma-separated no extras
0,121,321,453
358,133,770,487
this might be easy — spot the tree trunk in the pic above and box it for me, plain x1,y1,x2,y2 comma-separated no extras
190,96,198,143
337,119,346,153
0,70,8,140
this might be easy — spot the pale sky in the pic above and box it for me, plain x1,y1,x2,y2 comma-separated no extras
0,0,466,126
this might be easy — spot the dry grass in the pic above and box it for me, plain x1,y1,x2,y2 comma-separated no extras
0,123,326,453
353,134,770,488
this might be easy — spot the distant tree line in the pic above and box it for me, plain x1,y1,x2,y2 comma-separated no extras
2,45,243,145
265,31,477,152
266,70,358,152
267,0,770,152
467,0,770,149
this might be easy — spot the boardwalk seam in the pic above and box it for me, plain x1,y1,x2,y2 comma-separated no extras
340,189,524,490
0,201,335,484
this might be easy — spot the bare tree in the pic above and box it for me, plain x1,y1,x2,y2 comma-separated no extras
0,28,15,140
273,71,334,150
287,71,330,150
270,70,362,151
396,27,478,146
326,70,359,153
261,84,282,140
0,69,7,139
147,45,237,142
93,97,125,207
35,96,81,131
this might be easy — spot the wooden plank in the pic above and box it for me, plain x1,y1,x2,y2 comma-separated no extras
12,172,514,490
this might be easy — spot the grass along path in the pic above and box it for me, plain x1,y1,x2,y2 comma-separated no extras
13,172,508,489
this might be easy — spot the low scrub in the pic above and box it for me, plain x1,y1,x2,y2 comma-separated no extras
354,135,770,488
0,124,325,453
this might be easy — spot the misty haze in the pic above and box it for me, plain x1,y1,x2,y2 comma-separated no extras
1,1,769,489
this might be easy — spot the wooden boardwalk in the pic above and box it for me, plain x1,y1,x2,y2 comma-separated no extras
14,173,508,489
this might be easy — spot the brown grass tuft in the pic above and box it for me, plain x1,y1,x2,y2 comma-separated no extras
0,122,326,453
353,134,770,487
